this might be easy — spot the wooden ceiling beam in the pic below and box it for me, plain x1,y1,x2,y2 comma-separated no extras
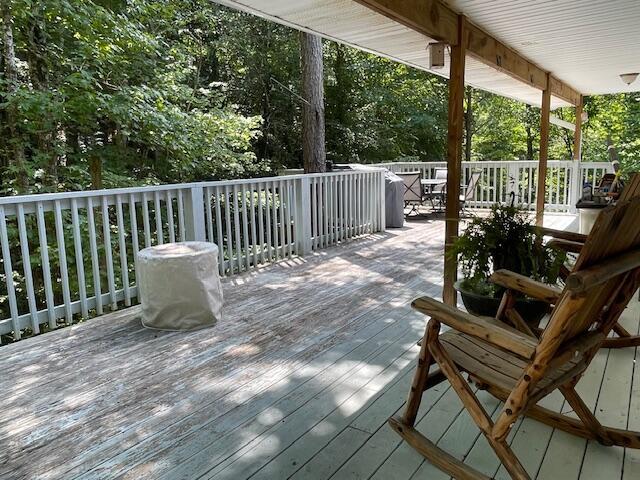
355,0,581,106
549,77,581,107
353,0,458,45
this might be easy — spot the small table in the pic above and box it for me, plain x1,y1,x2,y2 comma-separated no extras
137,242,223,331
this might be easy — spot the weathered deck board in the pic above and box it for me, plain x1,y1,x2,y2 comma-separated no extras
0,213,638,480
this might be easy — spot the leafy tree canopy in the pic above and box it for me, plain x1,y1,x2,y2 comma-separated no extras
1,1,638,195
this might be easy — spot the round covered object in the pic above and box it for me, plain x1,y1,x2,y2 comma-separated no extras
137,242,223,331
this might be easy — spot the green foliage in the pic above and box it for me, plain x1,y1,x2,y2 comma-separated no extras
1,0,638,196
0,0,265,195
450,205,566,297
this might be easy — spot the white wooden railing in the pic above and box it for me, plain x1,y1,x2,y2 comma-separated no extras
0,169,385,341
374,160,613,212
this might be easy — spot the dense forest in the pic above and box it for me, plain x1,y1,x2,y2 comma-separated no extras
1,0,639,195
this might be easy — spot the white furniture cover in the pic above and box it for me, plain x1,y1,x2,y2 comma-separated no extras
137,242,223,331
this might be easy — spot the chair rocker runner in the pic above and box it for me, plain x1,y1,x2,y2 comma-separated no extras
390,196,640,480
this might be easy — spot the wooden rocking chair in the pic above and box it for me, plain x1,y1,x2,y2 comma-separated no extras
495,173,640,348
390,195,640,479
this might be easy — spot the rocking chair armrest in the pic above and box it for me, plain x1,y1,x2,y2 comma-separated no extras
538,227,587,244
547,238,584,254
490,269,562,304
411,296,537,359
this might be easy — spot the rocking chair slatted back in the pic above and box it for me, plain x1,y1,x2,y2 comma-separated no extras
561,197,640,339
494,196,640,439
620,172,640,201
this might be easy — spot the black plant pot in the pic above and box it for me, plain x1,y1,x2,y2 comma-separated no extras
454,281,550,327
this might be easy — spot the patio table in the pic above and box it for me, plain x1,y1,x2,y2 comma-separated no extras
137,241,223,331
421,178,447,210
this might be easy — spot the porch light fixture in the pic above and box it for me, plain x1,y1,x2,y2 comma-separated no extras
428,42,446,69
620,73,639,85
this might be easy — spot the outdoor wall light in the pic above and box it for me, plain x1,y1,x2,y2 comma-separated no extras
620,72,639,85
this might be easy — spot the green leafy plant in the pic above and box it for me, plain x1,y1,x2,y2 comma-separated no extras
450,204,566,297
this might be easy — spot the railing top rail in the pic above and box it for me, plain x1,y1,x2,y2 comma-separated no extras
374,160,612,165
0,168,386,206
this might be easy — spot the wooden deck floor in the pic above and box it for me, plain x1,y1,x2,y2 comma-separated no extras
2,213,639,480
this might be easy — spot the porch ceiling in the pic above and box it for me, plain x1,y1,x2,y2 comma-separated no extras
214,0,640,109
449,0,640,98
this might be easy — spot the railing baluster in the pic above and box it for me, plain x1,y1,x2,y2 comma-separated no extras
205,187,214,244
128,194,140,280
264,182,272,262
177,189,186,242
166,190,175,243
290,180,298,257
257,183,266,264
213,187,225,276
241,185,251,269
16,204,39,332
332,176,338,243
249,183,258,265
86,197,103,316
54,200,73,323
286,180,294,258
70,199,88,319
142,192,151,248
154,191,163,245
278,180,286,257
271,181,279,259
224,185,234,274
232,184,242,271
341,175,347,240
312,177,319,248
116,195,130,307
101,197,117,309
0,206,21,339
357,173,364,235
37,202,57,327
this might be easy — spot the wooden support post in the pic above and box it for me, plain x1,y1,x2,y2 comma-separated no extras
569,96,584,212
443,16,466,306
573,97,583,161
535,74,551,226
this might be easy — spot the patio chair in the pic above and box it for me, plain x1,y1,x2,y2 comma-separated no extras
425,168,448,210
496,173,640,348
460,170,481,215
390,195,640,479
397,171,426,216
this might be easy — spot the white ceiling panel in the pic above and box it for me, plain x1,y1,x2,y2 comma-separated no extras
214,0,635,108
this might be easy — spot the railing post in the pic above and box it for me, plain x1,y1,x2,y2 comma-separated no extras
184,185,207,241
295,176,313,255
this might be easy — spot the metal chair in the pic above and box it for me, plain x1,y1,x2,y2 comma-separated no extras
426,168,447,211
397,171,426,216
459,170,481,215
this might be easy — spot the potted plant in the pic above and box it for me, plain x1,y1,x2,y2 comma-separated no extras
450,204,566,325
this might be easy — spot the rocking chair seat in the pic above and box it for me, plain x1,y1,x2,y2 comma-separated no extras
440,330,586,396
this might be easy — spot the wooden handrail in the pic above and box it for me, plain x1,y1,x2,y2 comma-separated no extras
566,249,640,293
546,238,584,254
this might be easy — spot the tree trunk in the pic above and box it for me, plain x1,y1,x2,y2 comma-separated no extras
2,1,27,190
606,135,619,164
464,86,473,162
300,32,326,173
